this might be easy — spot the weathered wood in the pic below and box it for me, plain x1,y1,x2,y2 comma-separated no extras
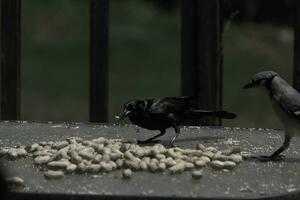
89,0,109,122
0,0,21,120
294,0,300,91
181,0,223,126
2,122,300,199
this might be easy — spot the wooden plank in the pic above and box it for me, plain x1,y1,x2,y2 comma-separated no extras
294,0,300,91
2,122,300,199
89,0,109,122
181,0,223,126
0,0,21,120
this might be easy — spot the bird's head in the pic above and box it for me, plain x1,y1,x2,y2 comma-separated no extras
119,100,147,120
243,71,278,90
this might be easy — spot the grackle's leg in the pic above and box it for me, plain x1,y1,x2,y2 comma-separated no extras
170,125,180,146
167,113,180,146
256,135,291,161
138,130,166,144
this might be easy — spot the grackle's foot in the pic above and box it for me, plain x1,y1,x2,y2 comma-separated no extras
137,139,161,145
254,154,285,162
168,142,177,148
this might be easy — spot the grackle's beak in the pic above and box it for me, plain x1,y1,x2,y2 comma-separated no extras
243,82,254,89
119,110,131,120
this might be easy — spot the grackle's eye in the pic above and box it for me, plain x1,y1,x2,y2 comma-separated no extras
136,105,143,110
135,101,146,111
125,104,134,111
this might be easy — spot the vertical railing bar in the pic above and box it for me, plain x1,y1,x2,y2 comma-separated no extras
0,0,2,116
1,0,21,120
181,0,223,126
218,0,224,125
89,0,109,122
181,0,197,106
293,0,300,91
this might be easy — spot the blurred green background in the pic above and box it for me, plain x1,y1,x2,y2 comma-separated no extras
21,0,294,129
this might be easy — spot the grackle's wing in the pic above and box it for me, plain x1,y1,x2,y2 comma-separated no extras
147,96,194,115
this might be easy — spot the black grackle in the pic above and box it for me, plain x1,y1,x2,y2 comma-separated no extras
119,96,237,146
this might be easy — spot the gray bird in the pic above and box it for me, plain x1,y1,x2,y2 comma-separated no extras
244,71,300,161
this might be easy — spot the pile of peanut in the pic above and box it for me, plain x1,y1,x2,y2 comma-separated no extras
0,137,243,180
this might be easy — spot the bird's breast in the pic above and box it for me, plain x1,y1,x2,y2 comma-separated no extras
271,100,300,137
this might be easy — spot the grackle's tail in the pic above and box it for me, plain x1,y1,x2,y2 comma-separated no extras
185,109,237,119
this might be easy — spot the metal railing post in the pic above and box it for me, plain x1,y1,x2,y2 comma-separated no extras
1,0,21,120
90,0,109,122
181,0,223,125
